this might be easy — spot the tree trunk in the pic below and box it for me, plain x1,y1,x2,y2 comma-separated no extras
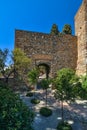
61,101,64,122
46,89,47,107
33,89,35,99
34,84,37,99
5,77,9,84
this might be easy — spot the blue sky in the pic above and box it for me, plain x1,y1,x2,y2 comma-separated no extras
0,0,82,51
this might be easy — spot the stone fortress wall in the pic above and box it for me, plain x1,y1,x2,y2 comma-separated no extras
15,0,87,76
15,31,77,76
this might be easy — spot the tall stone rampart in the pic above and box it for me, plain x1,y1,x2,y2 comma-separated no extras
75,0,87,75
15,30,77,76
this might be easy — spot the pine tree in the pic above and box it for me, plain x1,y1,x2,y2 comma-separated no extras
50,24,59,35
62,24,72,34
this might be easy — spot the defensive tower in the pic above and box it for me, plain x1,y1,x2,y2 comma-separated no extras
75,0,87,75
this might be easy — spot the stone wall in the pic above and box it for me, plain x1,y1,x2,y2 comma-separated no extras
14,0,87,76
75,0,87,75
15,30,77,76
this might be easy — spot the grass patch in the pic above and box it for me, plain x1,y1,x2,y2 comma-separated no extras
40,107,52,117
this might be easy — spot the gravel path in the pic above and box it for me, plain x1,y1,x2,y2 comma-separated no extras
20,90,87,130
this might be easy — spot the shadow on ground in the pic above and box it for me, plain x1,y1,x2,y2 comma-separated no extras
20,89,87,130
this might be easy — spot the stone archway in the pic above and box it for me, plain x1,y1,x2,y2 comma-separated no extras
36,62,51,89
37,63,50,79
33,54,53,77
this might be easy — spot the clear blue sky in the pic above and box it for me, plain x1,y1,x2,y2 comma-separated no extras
0,0,82,51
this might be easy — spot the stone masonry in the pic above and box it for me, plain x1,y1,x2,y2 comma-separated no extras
15,0,87,76
15,31,77,77
75,0,87,75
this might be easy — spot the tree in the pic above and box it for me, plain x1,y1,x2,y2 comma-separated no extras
0,48,31,85
82,75,87,90
0,49,8,71
40,78,52,117
79,76,87,99
0,49,13,83
0,83,34,130
54,68,80,122
12,48,31,85
28,67,39,98
62,24,72,34
40,78,51,107
50,24,59,35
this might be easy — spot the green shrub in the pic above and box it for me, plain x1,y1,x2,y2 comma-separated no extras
57,121,72,130
0,81,8,89
26,92,33,97
31,98,40,104
0,86,34,130
40,107,52,117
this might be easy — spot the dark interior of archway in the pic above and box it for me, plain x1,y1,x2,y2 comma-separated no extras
36,63,50,89
37,63,50,79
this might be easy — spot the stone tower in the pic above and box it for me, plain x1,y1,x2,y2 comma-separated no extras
75,0,87,75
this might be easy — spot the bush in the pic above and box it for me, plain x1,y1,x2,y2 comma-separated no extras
26,92,33,97
57,121,72,130
40,107,52,117
0,85,34,130
31,98,40,104
0,81,8,89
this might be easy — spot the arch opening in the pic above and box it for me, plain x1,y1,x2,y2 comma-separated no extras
36,63,50,89
37,63,50,79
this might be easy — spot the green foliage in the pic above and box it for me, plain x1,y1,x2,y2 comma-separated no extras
50,24,59,35
40,78,51,106
0,49,13,82
0,48,9,71
62,24,72,34
0,84,34,130
31,98,40,104
40,78,50,90
79,76,87,99
28,67,39,98
54,68,79,102
54,68,80,122
12,48,31,85
13,48,31,73
0,81,8,89
57,121,72,130
28,68,39,86
81,76,87,90
40,107,52,117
